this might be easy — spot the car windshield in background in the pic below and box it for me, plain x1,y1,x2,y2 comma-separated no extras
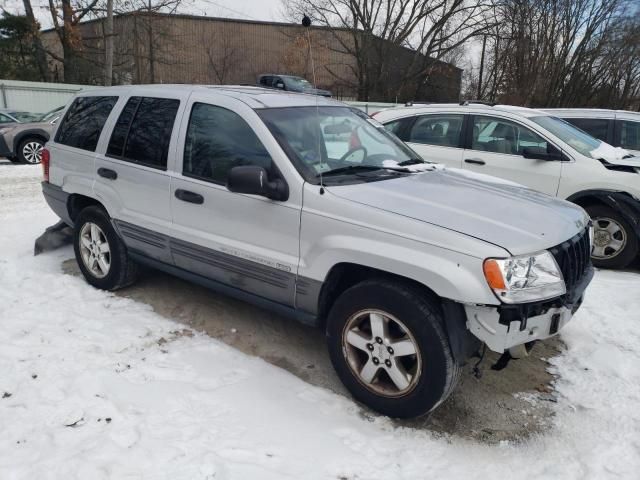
9,111,40,122
530,115,602,157
258,106,420,184
282,76,312,91
40,107,64,122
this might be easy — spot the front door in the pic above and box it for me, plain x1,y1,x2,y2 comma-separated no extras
169,94,302,307
462,115,562,196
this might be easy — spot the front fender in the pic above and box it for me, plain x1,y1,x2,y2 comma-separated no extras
567,189,640,238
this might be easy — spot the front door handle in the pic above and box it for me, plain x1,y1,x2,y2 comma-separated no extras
175,189,204,205
464,158,486,165
98,167,118,180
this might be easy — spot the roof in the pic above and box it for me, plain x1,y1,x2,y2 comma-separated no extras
76,84,346,109
376,103,551,119
542,108,640,118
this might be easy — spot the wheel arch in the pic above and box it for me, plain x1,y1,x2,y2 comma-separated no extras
14,129,50,151
67,193,107,224
567,189,640,238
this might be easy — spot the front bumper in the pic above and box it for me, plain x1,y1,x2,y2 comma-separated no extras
465,264,594,353
0,134,12,157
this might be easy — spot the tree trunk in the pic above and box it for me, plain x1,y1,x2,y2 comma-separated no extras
104,0,114,86
22,0,50,81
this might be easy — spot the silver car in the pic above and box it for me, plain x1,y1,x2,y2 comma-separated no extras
42,86,593,418
0,107,63,164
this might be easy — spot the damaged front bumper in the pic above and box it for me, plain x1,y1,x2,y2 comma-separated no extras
465,265,594,353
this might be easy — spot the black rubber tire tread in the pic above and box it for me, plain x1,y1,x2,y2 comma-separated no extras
8,156,21,163
326,278,461,418
586,204,639,269
73,205,137,290
17,137,44,164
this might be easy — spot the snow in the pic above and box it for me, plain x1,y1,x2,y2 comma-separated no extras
1,162,639,479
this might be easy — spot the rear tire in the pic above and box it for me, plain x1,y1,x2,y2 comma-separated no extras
326,279,460,418
17,137,45,164
73,206,137,290
586,204,638,269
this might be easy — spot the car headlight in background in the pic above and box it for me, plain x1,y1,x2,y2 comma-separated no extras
483,251,566,303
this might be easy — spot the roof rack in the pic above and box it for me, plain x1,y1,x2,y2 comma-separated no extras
459,100,496,107
405,101,432,107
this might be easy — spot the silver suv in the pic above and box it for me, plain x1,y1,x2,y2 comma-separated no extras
42,86,593,418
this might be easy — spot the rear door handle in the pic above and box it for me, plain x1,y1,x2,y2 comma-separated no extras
98,168,117,180
464,158,486,165
175,189,204,205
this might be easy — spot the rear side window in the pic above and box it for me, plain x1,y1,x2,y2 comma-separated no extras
107,96,180,170
620,121,640,151
564,118,609,142
408,114,464,147
55,96,117,151
183,103,272,184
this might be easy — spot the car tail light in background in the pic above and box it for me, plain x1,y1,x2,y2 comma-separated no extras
42,148,50,182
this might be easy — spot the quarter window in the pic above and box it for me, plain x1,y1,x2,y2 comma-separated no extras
55,96,118,151
409,114,464,147
565,118,609,142
183,103,272,184
620,121,640,151
106,96,180,169
472,116,548,155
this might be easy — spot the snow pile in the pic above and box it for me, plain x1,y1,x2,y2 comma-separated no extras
0,163,639,479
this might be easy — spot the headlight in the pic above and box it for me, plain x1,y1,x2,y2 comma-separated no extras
483,251,566,304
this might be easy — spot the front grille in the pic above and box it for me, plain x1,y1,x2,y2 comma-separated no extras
548,227,592,302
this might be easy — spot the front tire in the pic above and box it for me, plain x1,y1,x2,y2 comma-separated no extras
586,204,638,269
17,137,45,164
73,206,137,290
326,279,460,418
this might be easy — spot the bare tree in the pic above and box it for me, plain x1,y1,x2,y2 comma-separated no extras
282,0,495,101
21,0,50,81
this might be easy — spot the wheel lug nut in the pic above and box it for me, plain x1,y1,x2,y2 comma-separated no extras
366,343,374,351
387,347,394,354
375,337,383,344
385,359,391,367
372,357,379,365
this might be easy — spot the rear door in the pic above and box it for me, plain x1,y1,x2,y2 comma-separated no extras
462,114,562,195
399,113,465,168
169,93,302,307
93,93,187,262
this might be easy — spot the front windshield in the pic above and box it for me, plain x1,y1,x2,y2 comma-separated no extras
283,77,312,91
258,106,420,184
530,115,602,157
9,111,40,122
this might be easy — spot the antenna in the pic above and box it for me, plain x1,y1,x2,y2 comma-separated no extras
302,14,324,191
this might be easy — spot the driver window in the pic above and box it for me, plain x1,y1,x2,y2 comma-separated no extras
472,116,548,156
183,103,272,185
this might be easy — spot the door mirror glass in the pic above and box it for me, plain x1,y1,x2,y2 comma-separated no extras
227,166,289,201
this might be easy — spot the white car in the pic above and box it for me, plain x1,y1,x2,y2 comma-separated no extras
543,108,640,158
375,102,640,268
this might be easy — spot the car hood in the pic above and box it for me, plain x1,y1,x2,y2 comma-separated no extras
327,167,589,255
589,143,640,167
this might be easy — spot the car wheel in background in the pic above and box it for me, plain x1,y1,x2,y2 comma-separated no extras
17,137,45,164
586,204,639,269
326,279,461,418
73,205,138,290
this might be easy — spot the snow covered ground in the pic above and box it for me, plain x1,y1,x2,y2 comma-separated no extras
1,162,639,479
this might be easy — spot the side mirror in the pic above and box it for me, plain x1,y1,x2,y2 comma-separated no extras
227,166,289,201
522,147,562,161
275,82,285,89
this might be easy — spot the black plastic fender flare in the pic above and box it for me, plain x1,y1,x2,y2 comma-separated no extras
567,189,640,239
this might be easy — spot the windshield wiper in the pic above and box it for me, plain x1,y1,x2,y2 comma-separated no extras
318,165,409,177
397,158,427,166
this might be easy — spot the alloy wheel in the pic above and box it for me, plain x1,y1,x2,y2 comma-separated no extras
79,222,111,278
341,309,422,397
22,141,43,164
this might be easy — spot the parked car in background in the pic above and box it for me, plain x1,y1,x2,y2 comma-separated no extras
41,85,592,418
0,108,41,125
257,74,332,97
0,106,64,164
375,102,640,268
543,108,640,158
